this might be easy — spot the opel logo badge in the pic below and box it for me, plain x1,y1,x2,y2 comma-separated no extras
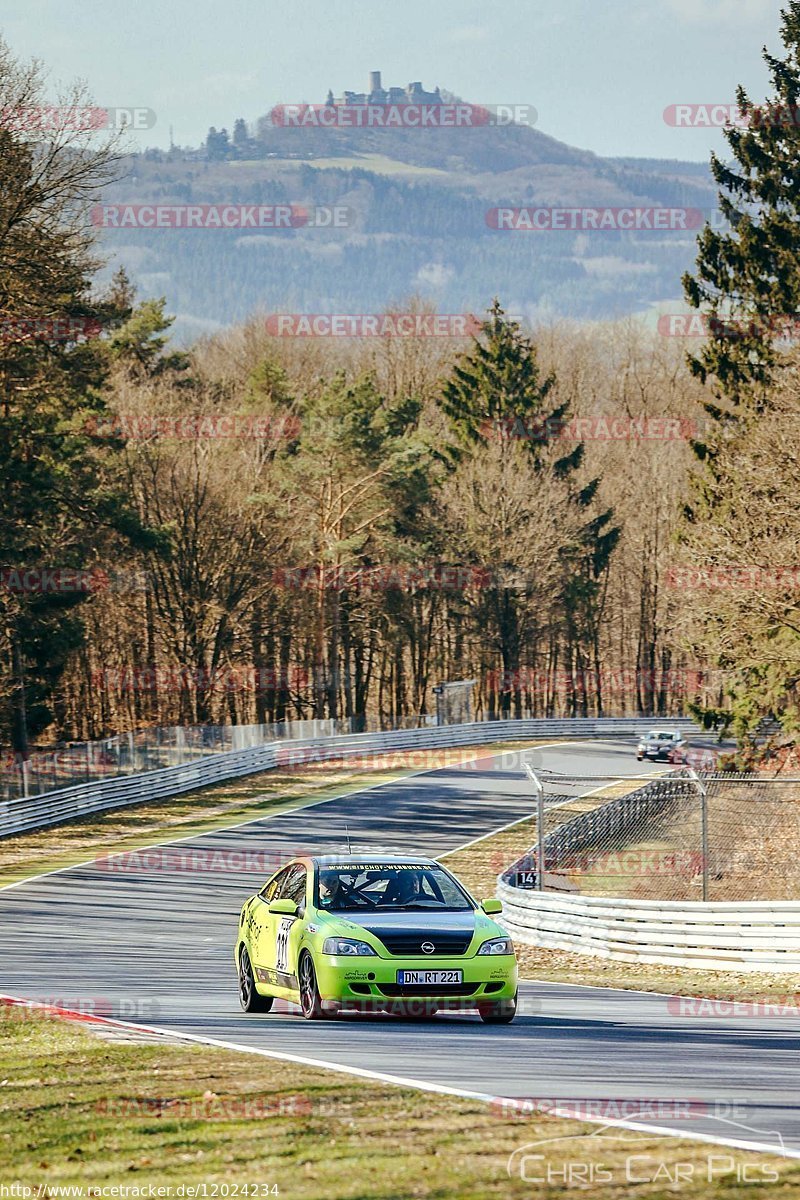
421,941,435,954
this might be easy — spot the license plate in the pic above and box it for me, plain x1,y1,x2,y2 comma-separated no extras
396,969,463,985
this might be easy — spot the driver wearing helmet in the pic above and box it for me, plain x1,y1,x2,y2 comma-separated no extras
384,869,423,906
319,869,346,908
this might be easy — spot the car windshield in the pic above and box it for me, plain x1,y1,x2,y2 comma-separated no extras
647,732,673,741
315,863,473,912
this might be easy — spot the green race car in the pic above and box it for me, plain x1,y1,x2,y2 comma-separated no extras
234,854,518,1023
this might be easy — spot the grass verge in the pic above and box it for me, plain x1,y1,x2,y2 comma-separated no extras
0,1007,795,1197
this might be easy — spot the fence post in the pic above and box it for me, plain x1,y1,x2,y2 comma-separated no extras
175,724,185,765
687,767,709,902
524,761,545,891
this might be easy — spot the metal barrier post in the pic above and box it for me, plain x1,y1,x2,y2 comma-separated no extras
687,767,709,902
524,761,545,891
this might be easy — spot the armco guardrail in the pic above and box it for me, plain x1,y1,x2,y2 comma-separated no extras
1,715,431,803
0,742,279,838
496,882,800,972
0,717,699,838
497,768,800,970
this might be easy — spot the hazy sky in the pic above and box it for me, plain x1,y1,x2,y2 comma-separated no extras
0,0,784,160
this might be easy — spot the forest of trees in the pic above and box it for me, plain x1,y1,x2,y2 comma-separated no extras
0,278,723,746
4,5,800,755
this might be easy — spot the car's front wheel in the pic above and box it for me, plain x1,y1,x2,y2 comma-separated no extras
478,993,517,1024
239,946,273,1013
299,951,335,1020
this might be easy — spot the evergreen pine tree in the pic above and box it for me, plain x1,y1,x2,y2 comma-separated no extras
440,298,581,476
683,1,800,416
439,301,619,716
232,118,248,153
680,4,800,742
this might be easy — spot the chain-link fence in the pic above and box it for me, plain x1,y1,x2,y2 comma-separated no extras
0,676,492,803
0,712,440,803
432,679,477,725
505,769,800,903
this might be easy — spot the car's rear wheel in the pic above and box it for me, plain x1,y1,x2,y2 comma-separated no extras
299,951,335,1020
239,946,273,1013
478,993,517,1024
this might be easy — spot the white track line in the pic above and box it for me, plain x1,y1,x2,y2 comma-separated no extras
2,749,794,1159
0,993,794,1161
0,746,716,1009
0,739,577,893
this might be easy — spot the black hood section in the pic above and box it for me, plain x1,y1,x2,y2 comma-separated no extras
334,910,478,956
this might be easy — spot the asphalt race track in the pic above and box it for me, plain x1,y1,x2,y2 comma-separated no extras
1,739,797,1158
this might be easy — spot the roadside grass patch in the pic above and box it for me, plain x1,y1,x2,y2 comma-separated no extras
0,1008,794,1197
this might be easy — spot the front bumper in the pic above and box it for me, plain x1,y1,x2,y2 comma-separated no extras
316,953,518,1009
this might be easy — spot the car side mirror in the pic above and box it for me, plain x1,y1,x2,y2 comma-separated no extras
481,898,503,915
268,898,298,916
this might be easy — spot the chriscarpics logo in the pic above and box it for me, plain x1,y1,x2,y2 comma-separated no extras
507,1123,786,1188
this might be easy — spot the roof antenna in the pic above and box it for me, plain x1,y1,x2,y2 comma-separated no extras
345,824,352,854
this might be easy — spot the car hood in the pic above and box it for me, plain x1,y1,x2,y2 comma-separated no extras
319,907,494,945
325,909,483,939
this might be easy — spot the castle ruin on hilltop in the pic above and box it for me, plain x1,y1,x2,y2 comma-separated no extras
328,71,442,107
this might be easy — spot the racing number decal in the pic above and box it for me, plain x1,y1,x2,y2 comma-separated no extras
275,916,293,973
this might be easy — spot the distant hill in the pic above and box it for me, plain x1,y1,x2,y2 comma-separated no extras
95,110,717,342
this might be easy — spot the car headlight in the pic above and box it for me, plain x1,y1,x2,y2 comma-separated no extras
322,937,376,956
477,937,514,956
